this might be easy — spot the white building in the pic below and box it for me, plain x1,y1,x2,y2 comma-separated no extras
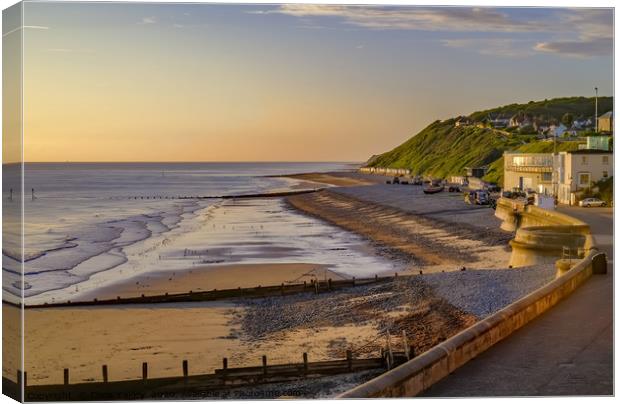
503,152,554,194
555,150,613,205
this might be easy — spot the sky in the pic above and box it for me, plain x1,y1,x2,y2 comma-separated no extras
3,3,614,162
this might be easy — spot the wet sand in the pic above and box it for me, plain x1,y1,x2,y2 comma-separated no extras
81,263,344,301
284,173,375,187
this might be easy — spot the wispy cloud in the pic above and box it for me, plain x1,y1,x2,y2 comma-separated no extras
138,16,157,25
533,9,613,57
442,38,534,58
262,5,541,32
254,6,612,58
534,37,613,58
3,25,49,37
46,48,94,54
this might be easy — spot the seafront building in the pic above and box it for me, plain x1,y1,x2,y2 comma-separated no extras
555,149,613,205
503,149,613,205
503,152,554,194
597,111,613,133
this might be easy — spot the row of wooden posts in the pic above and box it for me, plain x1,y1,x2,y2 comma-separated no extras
18,330,414,388
30,273,410,308
17,351,354,387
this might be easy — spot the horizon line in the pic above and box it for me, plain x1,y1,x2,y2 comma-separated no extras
4,160,363,165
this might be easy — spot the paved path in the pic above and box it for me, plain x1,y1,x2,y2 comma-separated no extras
424,206,613,397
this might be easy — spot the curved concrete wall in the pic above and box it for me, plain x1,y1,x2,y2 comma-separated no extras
338,249,600,398
495,199,592,267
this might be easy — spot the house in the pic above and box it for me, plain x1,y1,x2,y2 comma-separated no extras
548,123,567,138
509,114,532,128
455,116,472,127
597,111,613,133
489,115,510,128
555,149,613,205
503,152,554,194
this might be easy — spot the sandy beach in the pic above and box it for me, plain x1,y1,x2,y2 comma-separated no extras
11,170,557,396
81,263,344,300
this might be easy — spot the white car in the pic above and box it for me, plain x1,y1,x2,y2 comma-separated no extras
579,198,607,207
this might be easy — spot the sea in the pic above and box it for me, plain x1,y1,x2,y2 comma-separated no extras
2,162,398,305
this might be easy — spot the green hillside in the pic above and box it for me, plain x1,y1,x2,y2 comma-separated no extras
367,118,523,178
469,96,612,122
482,140,582,186
366,96,611,182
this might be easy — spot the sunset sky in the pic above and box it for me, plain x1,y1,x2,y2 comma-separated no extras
5,3,614,162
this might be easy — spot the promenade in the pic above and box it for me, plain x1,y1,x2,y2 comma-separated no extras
424,206,613,396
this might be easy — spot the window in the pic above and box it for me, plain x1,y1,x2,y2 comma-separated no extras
581,156,587,165
542,172,552,182
602,156,609,165
578,173,591,187
603,171,609,178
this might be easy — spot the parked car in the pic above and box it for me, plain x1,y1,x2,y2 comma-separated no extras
579,198,607,207
475,190,489,205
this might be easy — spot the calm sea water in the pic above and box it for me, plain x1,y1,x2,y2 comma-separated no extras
3,162,398,304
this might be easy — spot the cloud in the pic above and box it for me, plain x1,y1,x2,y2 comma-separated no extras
442,38,534,58
257,5,612,58
46,48,94,54
138,16,157,25
534,37,613,58
3,25,49,37
266,5,541,32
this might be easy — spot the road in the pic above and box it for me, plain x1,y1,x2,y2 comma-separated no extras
424,206,613,397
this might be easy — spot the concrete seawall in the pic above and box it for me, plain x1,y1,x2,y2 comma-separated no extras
338,249,601,398
338,202,602,398
495,198,593,267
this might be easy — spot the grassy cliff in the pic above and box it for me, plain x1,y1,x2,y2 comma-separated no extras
366,96,610,181
367,118,524,179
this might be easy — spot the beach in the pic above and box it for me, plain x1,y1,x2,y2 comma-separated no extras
12,169,556,396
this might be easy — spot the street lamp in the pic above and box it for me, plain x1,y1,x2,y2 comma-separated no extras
595,87,598,132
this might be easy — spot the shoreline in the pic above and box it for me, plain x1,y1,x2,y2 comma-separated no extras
8,169,550,397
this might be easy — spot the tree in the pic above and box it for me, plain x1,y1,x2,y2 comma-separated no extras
562,113,574,128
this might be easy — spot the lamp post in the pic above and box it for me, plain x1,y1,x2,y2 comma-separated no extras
595,87,598,132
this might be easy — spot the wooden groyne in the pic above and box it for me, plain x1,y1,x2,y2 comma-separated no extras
11,350,410,401
21,274,405,309
109,188,324,201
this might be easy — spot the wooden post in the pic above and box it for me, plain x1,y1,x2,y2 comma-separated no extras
314,281,319,294
16,370,21,387
281,283,285,295
262,355,267,375
327,278,332,290
222,358,228,371
102,365,108,383
352,277,356,286
386,332,393,370
303,353,308,373
303,281,307,289
182,360,188,377
346,350,353,371
142,362,148,380
375,274,378,281
23,371,27,388
402,330,410,361
64,368,69,385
